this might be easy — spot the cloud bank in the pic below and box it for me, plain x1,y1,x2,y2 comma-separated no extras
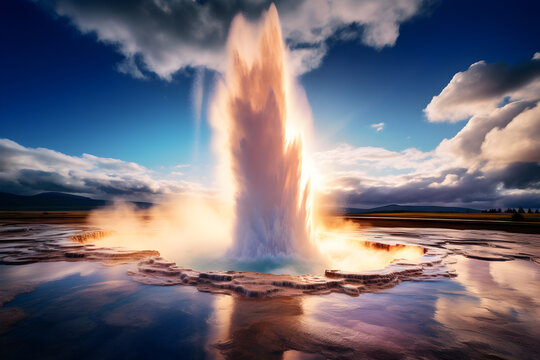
316,54,540,208
0,138,200,200
44,0,424,79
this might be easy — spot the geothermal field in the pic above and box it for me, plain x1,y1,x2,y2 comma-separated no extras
2,221,540,358
1,1,540,359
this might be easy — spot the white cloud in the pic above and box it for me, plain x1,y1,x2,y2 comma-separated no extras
371,122,385,132
428,55,540,170
49,0,424,79
424,54,540,122
315,143,433,171
482,104,540,164
434,99,538,168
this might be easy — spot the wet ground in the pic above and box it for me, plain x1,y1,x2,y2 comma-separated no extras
1,222,539,359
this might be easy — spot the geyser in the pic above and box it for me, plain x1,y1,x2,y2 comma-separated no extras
211,4,314,259
72,5,452,284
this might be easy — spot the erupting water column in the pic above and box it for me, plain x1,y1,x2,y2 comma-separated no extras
211,4,314,259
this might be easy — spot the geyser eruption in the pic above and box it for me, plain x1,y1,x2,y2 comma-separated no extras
88,5,319,272
211,5,314,259
76,5,447,285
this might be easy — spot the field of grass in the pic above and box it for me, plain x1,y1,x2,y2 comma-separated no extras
0,210,155,225
0,211,91,224
350,212,540,222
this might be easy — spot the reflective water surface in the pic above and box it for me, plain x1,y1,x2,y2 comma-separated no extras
1,224,540,359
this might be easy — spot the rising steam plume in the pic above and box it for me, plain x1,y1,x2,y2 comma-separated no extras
89,5,317,269
211,4,314,259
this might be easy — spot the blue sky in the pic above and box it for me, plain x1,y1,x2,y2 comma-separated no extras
1,0,539,207
1,0,204,169
303,0,539,152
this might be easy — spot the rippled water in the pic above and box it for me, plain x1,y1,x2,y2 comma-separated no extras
1,223,539,359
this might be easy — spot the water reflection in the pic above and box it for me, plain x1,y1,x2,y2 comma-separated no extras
435,256,540,358
205,256,540,359
207,283,455,358
214,297,305,359
0,262,217,359
1,226,540,359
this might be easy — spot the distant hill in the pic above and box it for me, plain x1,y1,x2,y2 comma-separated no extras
0,192,152,211
343,204,481,214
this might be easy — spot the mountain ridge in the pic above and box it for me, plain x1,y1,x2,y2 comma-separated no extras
0,192,152,211
343,204,481,214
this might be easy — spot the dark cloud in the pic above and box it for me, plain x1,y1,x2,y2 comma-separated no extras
495,193,540,209
39,0,423,78
0,138,192,200
16,169,88,193
341,170,497,207
323,163,540,209
494,162,540,190
82,178,159,196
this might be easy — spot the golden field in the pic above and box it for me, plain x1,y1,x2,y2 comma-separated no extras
353,212,540,222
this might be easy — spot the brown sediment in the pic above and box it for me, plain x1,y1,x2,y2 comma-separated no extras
360,240,428,253
69,230,114,243
0,224,158,266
